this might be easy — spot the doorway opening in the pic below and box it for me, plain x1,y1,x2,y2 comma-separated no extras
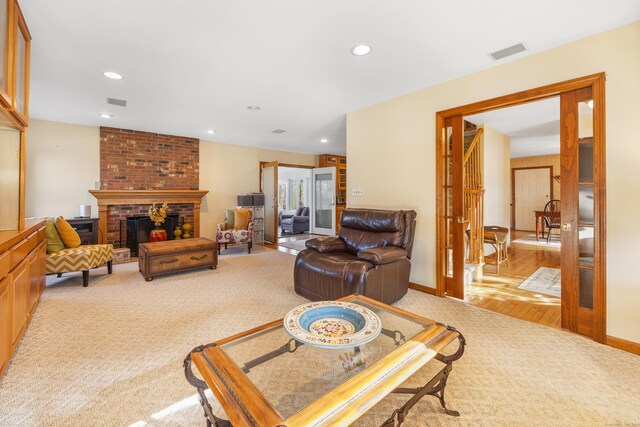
463,97,562,329
260,162,334,253
435,73,606,342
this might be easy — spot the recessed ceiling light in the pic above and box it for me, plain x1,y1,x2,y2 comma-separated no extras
247,105,261,111
99,113,113,118
103,71,124,80
320,138,328,143
351,45,372,56
207,129,216,134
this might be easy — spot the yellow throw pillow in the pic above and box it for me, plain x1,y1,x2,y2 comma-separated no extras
233,209,251,230
54,216,82,248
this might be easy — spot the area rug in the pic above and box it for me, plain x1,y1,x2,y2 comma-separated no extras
517,266,561,297
512,233,561,249
278,235,314,252
0,248,638,426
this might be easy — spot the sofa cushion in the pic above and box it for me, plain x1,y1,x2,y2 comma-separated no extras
54,217,81,248
46,244,114,274
233,209,251,230
45,218,66,254
338,209,407,254
306,237,346,253
225,209,235,228
358,247,408,265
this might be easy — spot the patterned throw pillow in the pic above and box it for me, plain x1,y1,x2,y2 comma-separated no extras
233,209,251,230
45,218,66,253
54,216,82,248
225,209,235,229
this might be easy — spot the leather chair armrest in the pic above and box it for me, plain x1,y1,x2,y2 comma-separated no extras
292,215,309,223
306,237,347,253
357,247,408,265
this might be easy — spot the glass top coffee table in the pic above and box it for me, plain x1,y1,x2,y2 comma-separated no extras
184,295,465,426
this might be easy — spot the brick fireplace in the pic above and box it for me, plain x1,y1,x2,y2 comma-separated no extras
91,127,207,246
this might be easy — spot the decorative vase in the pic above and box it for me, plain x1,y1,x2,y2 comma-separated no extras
149,224,167,242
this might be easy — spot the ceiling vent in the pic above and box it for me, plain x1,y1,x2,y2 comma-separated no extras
488,43,526,61
271,129,287,134
106,97,127,107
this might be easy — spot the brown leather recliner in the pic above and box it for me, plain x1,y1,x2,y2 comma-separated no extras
294,208,417,305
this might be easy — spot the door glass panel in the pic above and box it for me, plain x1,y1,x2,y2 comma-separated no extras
579,268,594,309
578,184,594,224
446,188,452,216
0,0,7,94
578,141,593,183
0,129,21,230
314,173,333,229
578,227,594,267
15,26,26,114
578,100,593,139
445,218,453,278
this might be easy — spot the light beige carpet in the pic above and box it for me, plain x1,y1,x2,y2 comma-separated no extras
0,247,639,426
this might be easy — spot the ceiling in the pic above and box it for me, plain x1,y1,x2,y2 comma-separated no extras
466,97,561,158
22,1,640,155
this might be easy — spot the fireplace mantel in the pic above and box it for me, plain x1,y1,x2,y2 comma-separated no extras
89,190,209,244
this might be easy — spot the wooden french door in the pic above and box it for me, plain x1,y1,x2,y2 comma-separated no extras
560,84,606,341
440,116,465,299
260,161,278,244
436,74,606,342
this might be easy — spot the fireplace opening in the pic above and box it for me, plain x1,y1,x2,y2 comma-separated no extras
121,214,180,256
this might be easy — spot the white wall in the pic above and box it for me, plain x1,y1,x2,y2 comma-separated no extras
482,126,511,255
25,120,100,219
346,21,640,343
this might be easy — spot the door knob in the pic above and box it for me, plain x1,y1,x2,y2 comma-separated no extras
561,223,572,231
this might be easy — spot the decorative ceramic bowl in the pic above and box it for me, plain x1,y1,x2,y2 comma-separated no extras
284,301,382,349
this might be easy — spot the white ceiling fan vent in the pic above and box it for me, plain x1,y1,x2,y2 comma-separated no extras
106,97,127,107
488,43,527,61
271,129,287,134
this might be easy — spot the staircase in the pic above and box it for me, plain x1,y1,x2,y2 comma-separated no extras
463,126,484,266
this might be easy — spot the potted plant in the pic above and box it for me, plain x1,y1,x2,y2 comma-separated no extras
148,202,169,242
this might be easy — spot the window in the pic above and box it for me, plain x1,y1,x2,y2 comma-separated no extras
289,179,305,210
278,183,287,210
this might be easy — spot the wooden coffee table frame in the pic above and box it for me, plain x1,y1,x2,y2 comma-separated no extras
184,295,465,427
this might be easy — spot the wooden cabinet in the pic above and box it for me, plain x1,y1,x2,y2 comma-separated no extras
0,274,11,376
319,154,347,233
0,0,29,126
0,220,45,378
11,257,27,344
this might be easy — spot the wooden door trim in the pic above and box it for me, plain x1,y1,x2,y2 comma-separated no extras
259,161,278,244
510,166,554,231
435,73,606,343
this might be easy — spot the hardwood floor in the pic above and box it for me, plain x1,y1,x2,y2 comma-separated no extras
465,230,562,328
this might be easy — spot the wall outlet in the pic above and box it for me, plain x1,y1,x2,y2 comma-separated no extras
352,188,365,197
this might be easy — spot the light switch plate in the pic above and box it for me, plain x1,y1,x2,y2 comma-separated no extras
352,188,365,197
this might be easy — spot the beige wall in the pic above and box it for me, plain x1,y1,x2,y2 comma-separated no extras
346,21,640,343
482,126,511,254
198,140,317,239
25,120,100,219
25,119,317,241
511,154,561,203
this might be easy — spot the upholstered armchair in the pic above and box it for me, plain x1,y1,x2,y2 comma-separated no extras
294,208,417,305
216,209,253,254
281,206,310,234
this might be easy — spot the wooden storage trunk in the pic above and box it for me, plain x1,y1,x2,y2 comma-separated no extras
138,238,217,282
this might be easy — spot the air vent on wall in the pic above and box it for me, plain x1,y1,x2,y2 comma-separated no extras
488,43,526,61
271,129,287,134
106,97,127,107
